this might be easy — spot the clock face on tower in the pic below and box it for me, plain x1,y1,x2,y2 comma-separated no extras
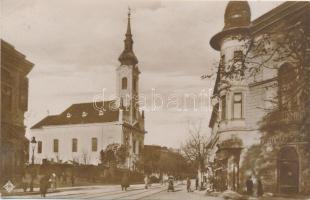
120,67,130,76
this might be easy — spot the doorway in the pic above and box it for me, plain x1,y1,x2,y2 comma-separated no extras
277,146,299,194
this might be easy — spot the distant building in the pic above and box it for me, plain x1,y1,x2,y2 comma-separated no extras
207,1,309,194
1,40,33,184
30,11,146,168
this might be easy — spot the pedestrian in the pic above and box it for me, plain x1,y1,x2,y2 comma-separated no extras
51,173,57,191
121,173,129,191
71,174,75,187
257,178,264,197
62,172,67,184
167,176,174,192
144,175,149,189
246,176,254,196
195,177,199,190
40,174,50,198
186,177,191,192
21,174,28,192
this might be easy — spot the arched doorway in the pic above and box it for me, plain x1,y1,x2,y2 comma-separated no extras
277,146,299,194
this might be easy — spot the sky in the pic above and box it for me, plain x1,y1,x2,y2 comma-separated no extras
2,0,282,148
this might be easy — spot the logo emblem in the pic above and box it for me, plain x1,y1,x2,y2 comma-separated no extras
3,180,15,193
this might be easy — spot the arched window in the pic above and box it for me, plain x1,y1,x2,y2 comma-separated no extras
278,63,296,109
221,95,226,120
72,138,78,152
91,138,97,152
232,93,243,119
133,78,137,91
122,77,127,90
53,139,59,153
37,141,42,154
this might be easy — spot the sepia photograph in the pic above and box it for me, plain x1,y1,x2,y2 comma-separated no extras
1,0,310,199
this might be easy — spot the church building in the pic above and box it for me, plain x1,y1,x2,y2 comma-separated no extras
30,11,146,169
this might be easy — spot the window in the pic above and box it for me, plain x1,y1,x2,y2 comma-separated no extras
139,143,143,154
67,113,72,118
221,95,226,120
37,141,42,154
133,108,136,119
136,141,139,154
91,138,97,152
133,78,137,91
2,85,12,111
19,77,28,110
278,64,296,110
234,50,243,62
132,140,136,154
122,77,127,89
220,55,225,73
233,93,243,119
72,138,78,152
53,139,59,153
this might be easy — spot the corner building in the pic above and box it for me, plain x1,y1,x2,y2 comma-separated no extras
207,1,310,194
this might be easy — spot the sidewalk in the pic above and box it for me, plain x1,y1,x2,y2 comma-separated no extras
1,183,164,197
203,190,310,200
1,185,103,197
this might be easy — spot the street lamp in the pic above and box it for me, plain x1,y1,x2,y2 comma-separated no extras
30,137,37,192
31,137,37,164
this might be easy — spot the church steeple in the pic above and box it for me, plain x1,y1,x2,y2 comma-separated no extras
119,8,138,66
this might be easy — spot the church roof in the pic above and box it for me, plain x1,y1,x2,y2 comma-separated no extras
31,101,120,129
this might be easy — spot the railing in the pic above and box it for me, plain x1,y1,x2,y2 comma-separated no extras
279,110,305,122
268,109,305,123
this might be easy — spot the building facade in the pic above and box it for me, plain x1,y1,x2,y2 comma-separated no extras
206,1,309,194
30,11,146,168
1,40,34,184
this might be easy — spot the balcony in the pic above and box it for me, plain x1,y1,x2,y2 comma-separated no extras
282,110,305,122
270,109,305,123
261,108,305,132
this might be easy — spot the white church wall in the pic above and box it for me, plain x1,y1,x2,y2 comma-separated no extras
30,122,123,165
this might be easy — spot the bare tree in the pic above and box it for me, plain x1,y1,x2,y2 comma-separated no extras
81,149,90,165
181,119,209,186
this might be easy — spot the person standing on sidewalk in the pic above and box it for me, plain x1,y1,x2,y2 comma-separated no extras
246,176,253,196
40,174,50,198
144,175,149,189
51,173,57,192
186,177,192,192
21,174,28,192
71,174,75,187
121,173,129,191
195,177,199,190
257,178,264,197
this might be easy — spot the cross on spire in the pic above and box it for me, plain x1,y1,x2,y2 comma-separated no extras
128,7,131,18
118,7,138,66
126,7,132,36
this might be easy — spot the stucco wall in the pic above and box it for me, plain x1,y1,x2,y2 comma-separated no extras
30,122,123,165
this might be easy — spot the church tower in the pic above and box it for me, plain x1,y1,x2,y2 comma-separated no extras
117,9,140,124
